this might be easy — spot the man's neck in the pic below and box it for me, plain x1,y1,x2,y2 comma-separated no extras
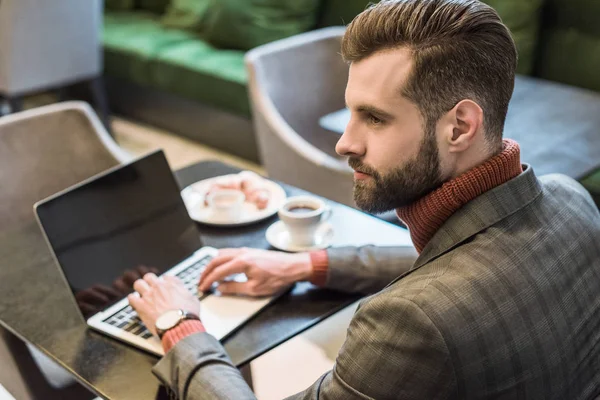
396,139,523,253
451,139,501,180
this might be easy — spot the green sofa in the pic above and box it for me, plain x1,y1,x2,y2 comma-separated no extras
102,0,600,204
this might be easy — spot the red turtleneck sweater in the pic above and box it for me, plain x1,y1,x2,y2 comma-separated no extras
163,139,523,352
309,138,522,286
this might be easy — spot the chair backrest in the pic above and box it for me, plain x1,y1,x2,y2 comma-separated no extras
0,101,130,227
0,102,129,399
0,0,102,95
248,26,349,158
246,27,356,206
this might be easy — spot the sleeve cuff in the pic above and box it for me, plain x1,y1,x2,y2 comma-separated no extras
309,250,329,287
162,320,206,353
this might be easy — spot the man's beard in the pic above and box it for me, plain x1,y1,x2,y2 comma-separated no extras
349,128,444,214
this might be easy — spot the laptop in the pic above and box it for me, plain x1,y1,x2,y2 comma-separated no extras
34,150,275,356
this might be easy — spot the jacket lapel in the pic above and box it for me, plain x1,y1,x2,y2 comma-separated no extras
385,164,543,288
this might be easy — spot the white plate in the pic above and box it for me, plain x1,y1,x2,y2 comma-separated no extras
181,174,287,226
266,221,334,252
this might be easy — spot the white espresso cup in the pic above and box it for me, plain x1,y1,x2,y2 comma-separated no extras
278,196,332,247
206,189,245,222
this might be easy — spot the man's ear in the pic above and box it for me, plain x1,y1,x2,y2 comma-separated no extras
443,100,484,153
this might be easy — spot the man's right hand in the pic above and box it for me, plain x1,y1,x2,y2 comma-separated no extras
198,248,313,297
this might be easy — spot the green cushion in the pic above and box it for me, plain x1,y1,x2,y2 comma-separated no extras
162,0,321,51
161,0,212,30
317,0,372,27
137,0,171,14
536,29,600,92
541,0,600,38
535,0,600,92
105,0,135,11
483,0,544,75
150,40,249,116
317,0,542,75
103,11,249,116
103,12,195,87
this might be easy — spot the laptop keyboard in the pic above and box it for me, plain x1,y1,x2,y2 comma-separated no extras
102,255,212,340
177,256,210,297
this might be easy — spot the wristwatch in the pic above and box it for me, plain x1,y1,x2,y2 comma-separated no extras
155,309,200,339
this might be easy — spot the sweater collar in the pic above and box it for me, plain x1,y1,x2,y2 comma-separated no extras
396,139,523,253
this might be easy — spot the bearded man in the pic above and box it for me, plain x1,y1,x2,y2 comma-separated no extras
129,0,600,398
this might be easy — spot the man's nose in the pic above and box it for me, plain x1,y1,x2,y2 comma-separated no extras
336,121,364,157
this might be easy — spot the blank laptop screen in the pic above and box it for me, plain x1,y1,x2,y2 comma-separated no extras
36,151,202,318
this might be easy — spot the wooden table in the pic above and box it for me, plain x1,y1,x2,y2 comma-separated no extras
0,160,412,399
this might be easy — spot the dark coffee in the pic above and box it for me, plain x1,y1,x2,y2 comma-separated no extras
287,205,317,214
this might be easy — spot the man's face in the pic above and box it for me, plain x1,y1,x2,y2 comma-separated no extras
336,48,446,213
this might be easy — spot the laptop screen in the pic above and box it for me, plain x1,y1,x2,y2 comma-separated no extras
36,151,202,319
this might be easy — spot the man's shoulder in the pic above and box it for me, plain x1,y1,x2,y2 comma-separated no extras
539,173,597,209
531,172,600,236
379,172,600,308
539,172,584,189
365,180,600,395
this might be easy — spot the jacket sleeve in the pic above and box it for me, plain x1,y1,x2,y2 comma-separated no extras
323,245,418,294
153,333,257,400
153,293,455,400
286,294,456,400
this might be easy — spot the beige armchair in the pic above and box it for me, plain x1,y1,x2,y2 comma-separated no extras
0,101,130,399
246,27,405,225
246,27,354,206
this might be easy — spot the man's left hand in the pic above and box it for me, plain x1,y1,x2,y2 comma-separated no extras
128,273,201,336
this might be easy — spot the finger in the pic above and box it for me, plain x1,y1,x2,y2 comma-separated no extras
217,281,255,296
200,249,243,283
127,293,142,310
199,258,248,292
133,279,151,296
143,273,160,287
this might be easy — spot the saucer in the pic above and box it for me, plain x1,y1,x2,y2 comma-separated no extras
265,221,334,252
181,174,287,227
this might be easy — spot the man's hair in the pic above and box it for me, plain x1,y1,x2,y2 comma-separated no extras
342,0,517,148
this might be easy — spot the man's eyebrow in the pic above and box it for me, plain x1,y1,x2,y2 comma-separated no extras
347,103,395,120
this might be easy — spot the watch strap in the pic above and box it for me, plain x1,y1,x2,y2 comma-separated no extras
156,310,201,339
181,310,200,322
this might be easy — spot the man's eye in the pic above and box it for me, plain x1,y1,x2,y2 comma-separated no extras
369,114,383,125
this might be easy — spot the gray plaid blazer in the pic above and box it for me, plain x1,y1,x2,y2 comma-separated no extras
153,165,600,399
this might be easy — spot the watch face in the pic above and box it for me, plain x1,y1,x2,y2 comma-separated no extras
156,310,183,331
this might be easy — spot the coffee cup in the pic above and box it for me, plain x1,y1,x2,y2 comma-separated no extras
278,196,332,247
206,189,245,222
